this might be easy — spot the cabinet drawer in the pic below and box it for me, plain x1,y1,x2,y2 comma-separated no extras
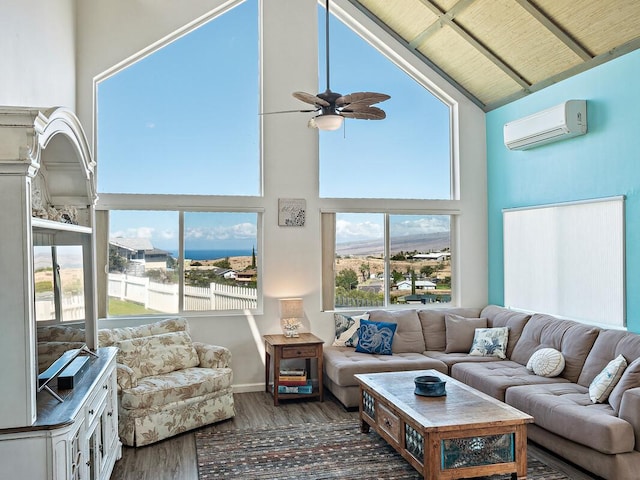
282,345,318,358
377,403,401,445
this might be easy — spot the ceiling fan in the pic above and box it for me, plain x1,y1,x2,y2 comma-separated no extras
270,0,390,131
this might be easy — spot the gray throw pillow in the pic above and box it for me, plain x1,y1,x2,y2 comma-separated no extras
444,314,487,353
609,357,640,413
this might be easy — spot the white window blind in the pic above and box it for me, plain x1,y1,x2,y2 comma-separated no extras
503,196,625,327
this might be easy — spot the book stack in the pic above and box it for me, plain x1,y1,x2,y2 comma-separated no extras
278,368,312,394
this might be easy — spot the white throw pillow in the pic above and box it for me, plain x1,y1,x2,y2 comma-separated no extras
527,348,565,377
589,354,627,403
469,327,509,359
332,313,369,347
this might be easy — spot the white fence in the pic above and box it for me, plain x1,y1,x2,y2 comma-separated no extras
108,273,257,312
35,294,85,321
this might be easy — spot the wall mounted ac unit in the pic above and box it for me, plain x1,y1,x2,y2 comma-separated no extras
504,100,587,150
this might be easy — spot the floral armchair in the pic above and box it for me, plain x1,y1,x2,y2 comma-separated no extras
37,317,235,447
97,317,235,446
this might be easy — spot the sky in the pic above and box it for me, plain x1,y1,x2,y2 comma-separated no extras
97,0,451,252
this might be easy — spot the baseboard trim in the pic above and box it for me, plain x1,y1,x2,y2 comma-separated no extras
232,383,264,393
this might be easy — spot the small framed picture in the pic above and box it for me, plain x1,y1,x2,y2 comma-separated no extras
278,198,306,227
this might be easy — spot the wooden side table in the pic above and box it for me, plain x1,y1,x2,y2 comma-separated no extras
264,333,324,406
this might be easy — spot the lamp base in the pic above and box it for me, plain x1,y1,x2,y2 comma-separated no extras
283,328,300,338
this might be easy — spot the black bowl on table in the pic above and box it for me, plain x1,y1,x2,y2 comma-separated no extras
414,375,446,397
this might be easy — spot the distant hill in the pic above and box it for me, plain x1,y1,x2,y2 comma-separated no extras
336,231,450,256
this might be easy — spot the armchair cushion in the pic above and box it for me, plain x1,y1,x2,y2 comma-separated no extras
116,330,199,378
120,366,233,410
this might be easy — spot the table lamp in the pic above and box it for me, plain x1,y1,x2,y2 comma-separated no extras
279,298,304,337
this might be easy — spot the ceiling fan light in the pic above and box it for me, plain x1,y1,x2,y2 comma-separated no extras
314,113,343,131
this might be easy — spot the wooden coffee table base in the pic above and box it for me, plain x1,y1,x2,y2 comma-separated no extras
356,370,532,480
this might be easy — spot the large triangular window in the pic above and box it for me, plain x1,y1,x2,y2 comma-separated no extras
318,4,451,200
97,0,259,196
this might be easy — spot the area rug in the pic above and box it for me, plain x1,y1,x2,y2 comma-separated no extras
195,419,570,479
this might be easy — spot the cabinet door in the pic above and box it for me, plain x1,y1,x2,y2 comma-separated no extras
87,401,106,480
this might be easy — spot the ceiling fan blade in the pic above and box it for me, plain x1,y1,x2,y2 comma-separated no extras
336,92,391,107
293,91,330,107
341,106,386,120
260,108,318,115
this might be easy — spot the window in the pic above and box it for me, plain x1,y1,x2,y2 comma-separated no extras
96,1,263,317
96,0,259,196
324,213,452,310
34,246,86,322
318,5,451,200
107,210,260,316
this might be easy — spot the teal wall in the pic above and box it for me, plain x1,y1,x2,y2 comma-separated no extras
486,49,640,332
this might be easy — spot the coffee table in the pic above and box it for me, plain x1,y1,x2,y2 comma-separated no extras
355,370,533,480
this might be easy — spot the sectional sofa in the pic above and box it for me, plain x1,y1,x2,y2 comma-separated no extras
323,305,640,480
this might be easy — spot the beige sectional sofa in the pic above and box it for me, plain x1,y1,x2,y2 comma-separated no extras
323,305,640,480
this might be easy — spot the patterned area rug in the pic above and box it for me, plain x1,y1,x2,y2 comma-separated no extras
195,419,570,479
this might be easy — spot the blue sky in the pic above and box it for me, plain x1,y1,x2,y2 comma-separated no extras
97,0,450,252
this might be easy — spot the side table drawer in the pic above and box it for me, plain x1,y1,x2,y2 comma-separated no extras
282,345,318,358
377,403,401,445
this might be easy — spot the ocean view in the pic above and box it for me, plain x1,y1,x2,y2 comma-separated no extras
174,249,253,261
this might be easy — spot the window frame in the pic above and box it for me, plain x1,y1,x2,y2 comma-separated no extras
318,0,459,202
96,195,264,318
321,207,460,311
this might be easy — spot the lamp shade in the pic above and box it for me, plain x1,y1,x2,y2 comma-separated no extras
280,298,304,319
314,113,343,131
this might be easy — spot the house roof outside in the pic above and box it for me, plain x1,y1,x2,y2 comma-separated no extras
110,237,154,252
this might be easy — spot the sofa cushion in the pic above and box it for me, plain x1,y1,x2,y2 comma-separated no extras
578,329,640,387
355,320,396,355
99,317,189,347
332,312,369,347
480,305,531,358
119,366,233,410
527,348,565,377
451,361,570,402
369,309,425,353
609,358,640,413
444,314,487,353
418,307,482,352
469,327,509,359
510,313,600,382
424,351,504,370
589,354,627,403
116,331,200,378
323,346,447,387
506,383,635,455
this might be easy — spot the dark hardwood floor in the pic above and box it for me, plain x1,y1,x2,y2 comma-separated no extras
109,391,599,480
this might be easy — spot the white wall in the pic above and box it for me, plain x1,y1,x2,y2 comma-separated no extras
5,0,487,392
0,0,76,108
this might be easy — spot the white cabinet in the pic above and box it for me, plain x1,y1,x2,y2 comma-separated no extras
0,107,120,479
0,348,119,480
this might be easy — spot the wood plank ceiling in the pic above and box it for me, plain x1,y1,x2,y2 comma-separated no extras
350,0,640,111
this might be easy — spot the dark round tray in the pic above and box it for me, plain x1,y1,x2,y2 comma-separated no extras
414,375,446,397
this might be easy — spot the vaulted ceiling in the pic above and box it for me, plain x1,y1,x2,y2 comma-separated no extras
349,0,640,111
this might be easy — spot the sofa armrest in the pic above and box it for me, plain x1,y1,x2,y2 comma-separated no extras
193,341,231,368
618,387,640,451
116,363,138,391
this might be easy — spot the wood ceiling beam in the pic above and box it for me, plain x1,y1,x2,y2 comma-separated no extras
515,0,593,61
415,0,531,89
345,0,487,110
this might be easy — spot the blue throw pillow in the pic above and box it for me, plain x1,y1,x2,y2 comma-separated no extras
355,320,397,355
